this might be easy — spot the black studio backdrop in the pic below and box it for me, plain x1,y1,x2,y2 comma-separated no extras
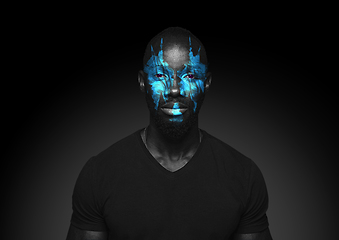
4,16,337,240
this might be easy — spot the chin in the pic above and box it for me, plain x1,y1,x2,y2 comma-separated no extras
151,103,204,141
156,115,195,140
145,91,205,141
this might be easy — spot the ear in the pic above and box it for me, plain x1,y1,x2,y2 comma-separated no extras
138,70,146,93
204,72,212,92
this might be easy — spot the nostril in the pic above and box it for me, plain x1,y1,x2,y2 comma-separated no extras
169,87,180,97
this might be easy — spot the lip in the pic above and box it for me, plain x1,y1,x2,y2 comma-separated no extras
161,102,188,109
161,108,188,116
160,102,188,116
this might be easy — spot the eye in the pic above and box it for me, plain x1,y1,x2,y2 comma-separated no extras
184,74,195,79
155,73,166,78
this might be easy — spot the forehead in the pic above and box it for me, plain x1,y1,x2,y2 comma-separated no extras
145,37,206,72
163,45,189,70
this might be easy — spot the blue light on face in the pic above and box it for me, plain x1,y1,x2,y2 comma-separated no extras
169,102,183,122
171,102,182,115
144,38,173,111
143,37,207,122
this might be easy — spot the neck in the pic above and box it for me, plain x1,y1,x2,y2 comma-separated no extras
145,123,201,162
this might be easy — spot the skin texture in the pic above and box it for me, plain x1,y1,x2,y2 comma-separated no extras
143,37,207,115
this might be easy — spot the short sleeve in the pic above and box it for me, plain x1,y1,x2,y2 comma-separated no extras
70,157,107,231
235,160,270,234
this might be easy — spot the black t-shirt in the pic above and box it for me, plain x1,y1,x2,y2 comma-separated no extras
71,128,270,239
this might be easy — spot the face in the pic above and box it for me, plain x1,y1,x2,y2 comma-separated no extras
142,37,210,139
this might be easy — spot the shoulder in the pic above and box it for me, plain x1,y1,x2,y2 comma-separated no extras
81,129,143,177
72,130,144,211
202,130,267,207
201,130,266,194
202,130,254,173
97,129,142,160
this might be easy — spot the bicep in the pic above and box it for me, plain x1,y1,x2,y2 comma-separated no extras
232,228,272,240
66,225,108,240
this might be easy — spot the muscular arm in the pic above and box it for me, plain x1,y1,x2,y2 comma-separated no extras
232,228,273,240
66,225,108,240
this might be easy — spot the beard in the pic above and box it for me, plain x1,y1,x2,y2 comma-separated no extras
145,93,205,141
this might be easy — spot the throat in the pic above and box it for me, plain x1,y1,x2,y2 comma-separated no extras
141,127,202,171
157,157,191,172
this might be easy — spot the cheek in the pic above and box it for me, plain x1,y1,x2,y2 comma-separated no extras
147,79,167,110
180,80,205,112
191,80,205,97
180,80,204,98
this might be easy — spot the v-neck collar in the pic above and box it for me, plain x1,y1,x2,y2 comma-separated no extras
136,128,206,178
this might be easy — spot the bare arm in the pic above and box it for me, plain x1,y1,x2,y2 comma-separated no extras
232,228,272,240
66,225,108,240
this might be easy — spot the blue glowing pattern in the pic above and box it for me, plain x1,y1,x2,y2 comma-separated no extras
169,102,183,122
172,102,182,115
143,37,207,122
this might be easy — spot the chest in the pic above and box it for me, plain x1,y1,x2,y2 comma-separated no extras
103,171,243,239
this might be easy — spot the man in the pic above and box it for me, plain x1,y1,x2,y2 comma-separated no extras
66,27,273,240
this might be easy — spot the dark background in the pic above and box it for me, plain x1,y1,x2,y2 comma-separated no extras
4,8,337,240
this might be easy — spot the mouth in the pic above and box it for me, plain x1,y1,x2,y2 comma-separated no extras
160,102,188,116
161,108,188,116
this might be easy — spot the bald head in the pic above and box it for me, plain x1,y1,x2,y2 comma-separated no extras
143,27,208,67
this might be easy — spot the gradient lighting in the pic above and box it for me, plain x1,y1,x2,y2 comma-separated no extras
143,37,207,122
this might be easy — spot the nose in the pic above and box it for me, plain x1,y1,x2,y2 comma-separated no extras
168,72,180,98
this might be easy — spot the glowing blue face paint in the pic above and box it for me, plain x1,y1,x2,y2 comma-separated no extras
171,102,182,115
169,102,184,122
177,37,207,113
144,38,173,111
143,37,207,122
